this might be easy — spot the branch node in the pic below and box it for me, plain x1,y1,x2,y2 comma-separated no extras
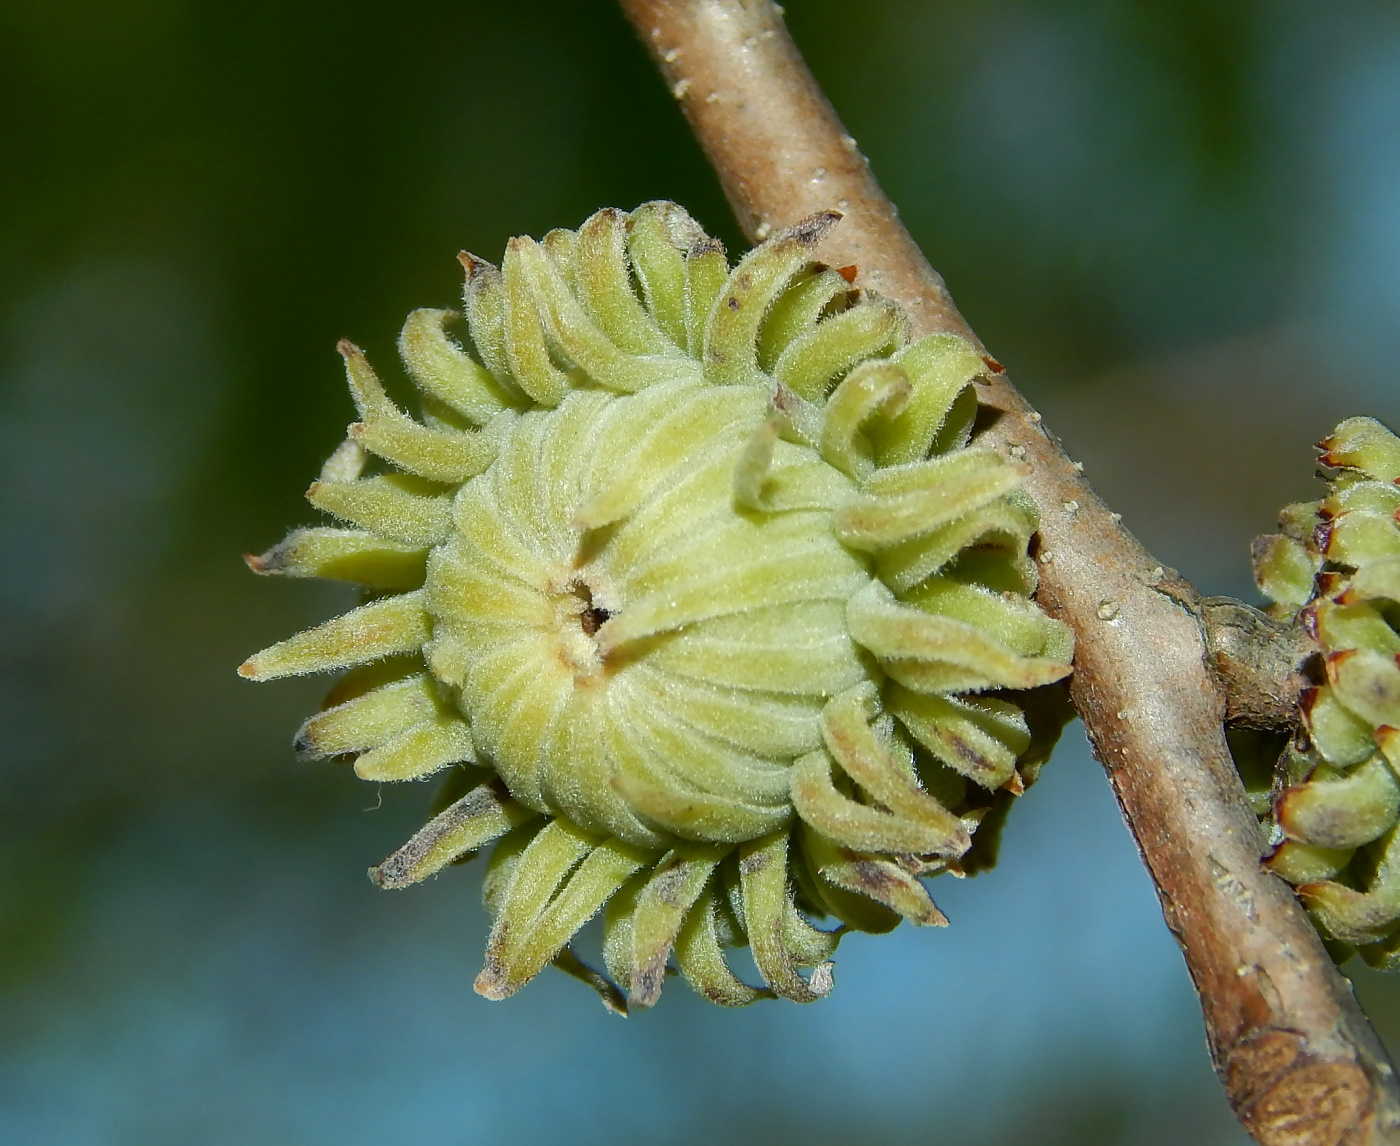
1204,597,1315,731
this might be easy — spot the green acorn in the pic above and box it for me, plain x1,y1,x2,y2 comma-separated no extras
240,203,1074,1010
1252,416,1400,967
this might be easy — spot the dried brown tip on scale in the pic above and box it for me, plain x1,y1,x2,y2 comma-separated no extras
822,852,949,927
473,958,512,1002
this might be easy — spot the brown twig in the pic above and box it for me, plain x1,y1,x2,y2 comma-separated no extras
616,2,1400,1142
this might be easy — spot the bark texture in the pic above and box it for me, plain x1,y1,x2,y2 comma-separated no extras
616,2,1400,1141
1204,599,1316,732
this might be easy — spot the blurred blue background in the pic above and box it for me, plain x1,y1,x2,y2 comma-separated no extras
2,1,1400,1142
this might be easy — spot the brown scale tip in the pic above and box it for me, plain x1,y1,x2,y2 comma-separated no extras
1299,685,1322,717
1312,520,1335,556
236,658,259,679
982,355,1006,374
336,338,361,360
835,264,859,284
1316,571,1345,599
367,859,412,891
1300,604,1320,641
628,961,666,1011
243,552,268,574
473,964,513,1001
457,251,497,280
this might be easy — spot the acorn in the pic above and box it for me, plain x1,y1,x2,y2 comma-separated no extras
240,203,1073,1009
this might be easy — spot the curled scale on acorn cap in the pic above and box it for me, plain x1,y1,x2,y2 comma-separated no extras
240,203,1074,1011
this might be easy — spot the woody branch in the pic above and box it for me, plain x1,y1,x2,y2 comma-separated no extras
615,2,1400,1143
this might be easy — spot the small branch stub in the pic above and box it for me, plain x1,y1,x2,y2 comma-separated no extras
1204,597,1315,731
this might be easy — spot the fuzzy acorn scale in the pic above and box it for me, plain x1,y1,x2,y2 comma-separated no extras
240,202,1074,1011
1251,416,1400,967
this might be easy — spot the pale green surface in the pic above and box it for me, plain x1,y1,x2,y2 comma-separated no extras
243,205,1073,1007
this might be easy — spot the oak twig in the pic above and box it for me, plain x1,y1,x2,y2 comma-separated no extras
616,2,1400,1142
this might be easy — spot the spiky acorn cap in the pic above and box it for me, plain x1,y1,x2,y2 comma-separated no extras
241,203,1073,1010
1251,416,1400,967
